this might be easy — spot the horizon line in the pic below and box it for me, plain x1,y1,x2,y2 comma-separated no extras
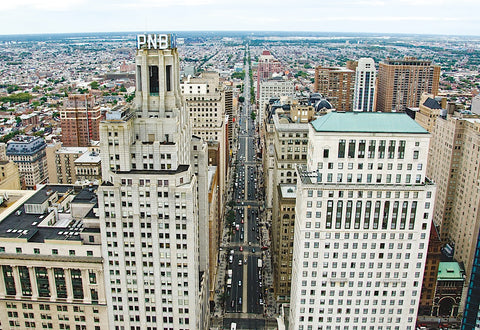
0,30,479,39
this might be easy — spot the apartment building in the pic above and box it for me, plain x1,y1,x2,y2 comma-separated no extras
414,93,447,133
353,58,376,112
289,111,435,329
60,94,103,147
0,185,107,330
98,34,209,330
314,66,355,112
376,58,440,112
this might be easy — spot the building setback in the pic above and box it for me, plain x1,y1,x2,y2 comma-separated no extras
289,111,435,329
98,34,209,329
376,58,440,112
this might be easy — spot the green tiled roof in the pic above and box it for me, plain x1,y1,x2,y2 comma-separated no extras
437,262,464,281
311,111,429,134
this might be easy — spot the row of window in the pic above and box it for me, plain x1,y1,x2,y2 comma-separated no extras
0,246,93,256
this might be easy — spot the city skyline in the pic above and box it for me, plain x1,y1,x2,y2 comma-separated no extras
0,0,479,37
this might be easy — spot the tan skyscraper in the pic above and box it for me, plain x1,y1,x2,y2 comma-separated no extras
425,111,480,279
376,57,440,112
314,66,354,111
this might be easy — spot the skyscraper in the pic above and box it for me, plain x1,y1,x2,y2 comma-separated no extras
289,111,435,329
98,34,209,329
353,58,376,112
376,58,440,112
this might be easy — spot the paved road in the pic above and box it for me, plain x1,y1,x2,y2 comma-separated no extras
213,46,276,329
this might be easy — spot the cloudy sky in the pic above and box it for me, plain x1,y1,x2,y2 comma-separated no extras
0,0,478,36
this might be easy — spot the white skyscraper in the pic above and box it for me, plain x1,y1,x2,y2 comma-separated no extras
353,58,376,112
98,34,209,330
289,111,435,330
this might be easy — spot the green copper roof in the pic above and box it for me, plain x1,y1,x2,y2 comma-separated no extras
311,111,429,134
437,262,464,281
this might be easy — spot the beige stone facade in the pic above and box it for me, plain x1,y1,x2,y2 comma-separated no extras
0,160,21,190
415,93,447,132
0,186,107,330
273,184,296,302
426,113,480,279
46,143,88,184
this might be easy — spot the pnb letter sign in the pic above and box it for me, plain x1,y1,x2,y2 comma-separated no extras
137,34,177,50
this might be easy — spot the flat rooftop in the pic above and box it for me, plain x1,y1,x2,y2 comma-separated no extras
311,111,429,134
0,185,97,243
279,184,297,199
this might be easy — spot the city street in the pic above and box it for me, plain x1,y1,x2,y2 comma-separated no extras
212,47,276,329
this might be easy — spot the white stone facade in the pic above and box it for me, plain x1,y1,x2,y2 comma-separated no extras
353,58,376,112
289,119,435,330
99,37,208,330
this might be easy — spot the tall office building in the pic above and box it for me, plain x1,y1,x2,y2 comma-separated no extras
425,112,480,281
60,95,103,147
353,58,376,112
289,111,435,329
98,34,209,329
181,72,229,292
376,58,440,112
256,50,283,101
314,66,355,112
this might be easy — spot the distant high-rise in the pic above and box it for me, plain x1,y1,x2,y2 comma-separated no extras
98,34,209,329
353,58,376,112
256,50,282,102
289,112,435,329
61,94,103,147
314,66,355,111
376,58,440,112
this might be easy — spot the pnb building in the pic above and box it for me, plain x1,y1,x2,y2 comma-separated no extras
98,34,209,330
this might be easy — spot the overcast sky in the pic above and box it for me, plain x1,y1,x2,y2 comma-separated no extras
0,0,478,36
